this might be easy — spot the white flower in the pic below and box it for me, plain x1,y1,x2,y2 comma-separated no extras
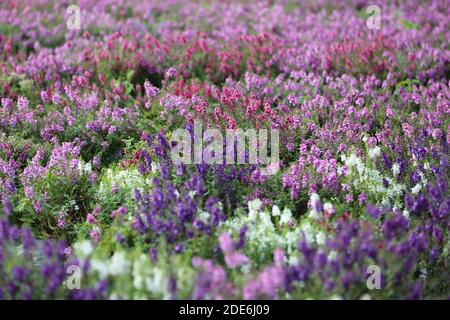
327,251,338,261
132,255,147,290
419,268,428,280
315,231,326,246
285,231,299,246
248,199,262,220
300,222,315,244
151,162,159,174
272,205,281,216
368,146,381,159
360,294,372,300
310,192,320,208
260,211,274,229
109,293,120,300
287,255,299,266
392,163,400,176
73,240,93,257
249,209,258,221
248,199,262,212
133,274,143,290
308,193,322,220
403,209,410,220
188,190,197,198
345,154,360,167
418,171,428,185
145,268,168,297
198,210,210,223
308,209,321,220
109,251,129,276
97,166,152,201
279,208,292,225
91,259,109,279
411,184,421,195
356,162,365,175
340,151,406,208
241,264,251,274
323,202,334,215
78,161,92,175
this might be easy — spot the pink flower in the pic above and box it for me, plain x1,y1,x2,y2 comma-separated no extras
166,67,176,78
218,232,233,253
358,192,367,204
345,194,354,203
90,226,101,242
111,206,127,219
89,172,98,183
402,123,413,137
386,107,394,118
24,186,34,199
219,232,249,268
57,218,66,229
17,96,29,110
144,80,160,98
86,213,97,224
274,248,285,267
32,200,42,213
224,252,249,269
64,247,72,256
92,207,101,216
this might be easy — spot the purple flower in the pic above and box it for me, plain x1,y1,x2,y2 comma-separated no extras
2,198,13,215
218,233,234,253
166,67,176,79
144,80,160,99
86,214,97,224
366,205,381,219
224,251,249,269
219,232,249,268
358,192,366,204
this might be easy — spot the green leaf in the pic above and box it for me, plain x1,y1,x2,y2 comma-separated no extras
126,70,135,81
19,215,34,224
15,198,29,213
0,23,20,36
394,79,419,95
125,81,134,95
400,19,419,30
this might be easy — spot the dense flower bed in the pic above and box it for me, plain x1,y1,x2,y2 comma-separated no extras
0,0,449,299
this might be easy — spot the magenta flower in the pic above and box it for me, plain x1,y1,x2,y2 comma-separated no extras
224,252,249,269
90,226,101,242
166,67,176,79
218,232,234,253
219,233,249,268
86,214,97,224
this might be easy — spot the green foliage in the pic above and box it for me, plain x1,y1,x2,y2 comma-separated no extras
13,172,96,242
400,19,420,30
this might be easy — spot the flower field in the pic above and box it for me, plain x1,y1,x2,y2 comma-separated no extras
0,0,449,300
